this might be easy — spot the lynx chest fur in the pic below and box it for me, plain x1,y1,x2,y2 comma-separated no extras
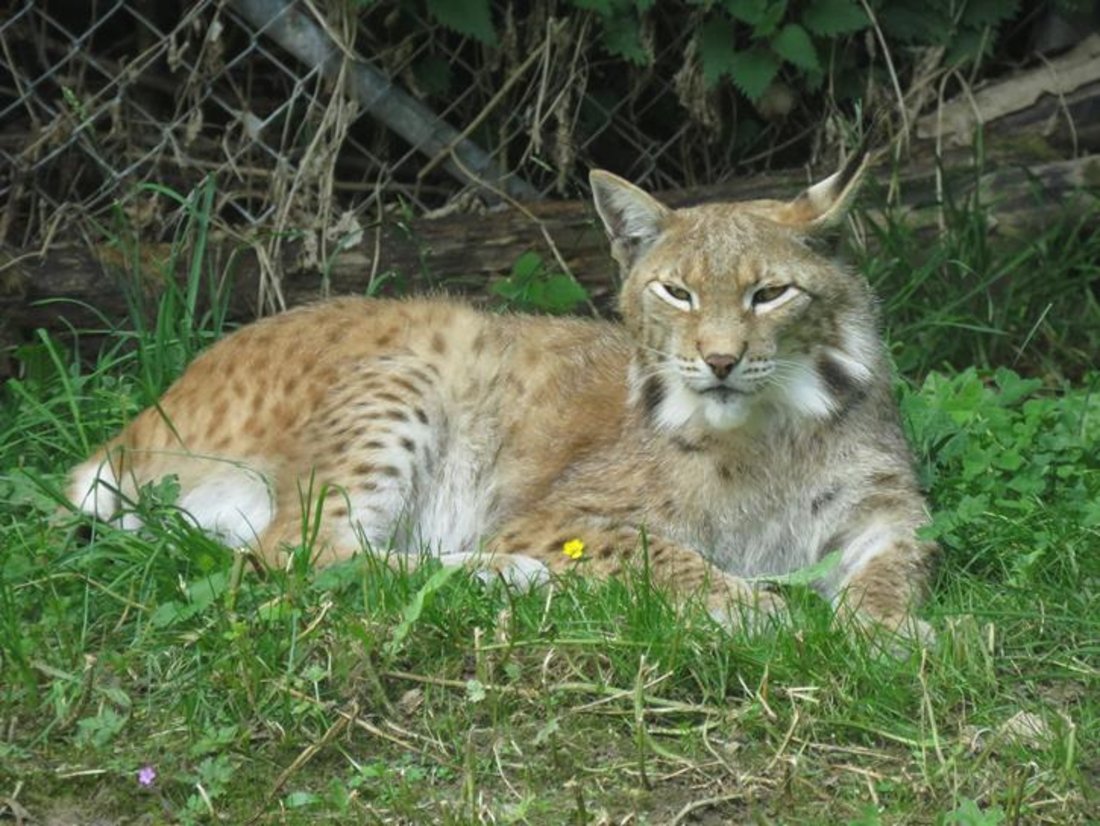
71,156,935,637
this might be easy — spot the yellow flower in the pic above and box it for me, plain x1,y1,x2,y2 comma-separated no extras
562,539,585,560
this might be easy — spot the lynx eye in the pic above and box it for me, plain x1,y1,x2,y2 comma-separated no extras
751,284,796,310
665,284,691,302
651,282,695,310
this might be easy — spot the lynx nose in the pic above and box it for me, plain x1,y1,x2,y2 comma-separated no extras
704,353,739,380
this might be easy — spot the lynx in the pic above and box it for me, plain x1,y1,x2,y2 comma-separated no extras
69,154,935,639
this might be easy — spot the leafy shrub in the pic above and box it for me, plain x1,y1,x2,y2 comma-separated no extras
901,368,1100,585
350,0,1037,193
490,251,590,314
407,0,1022,96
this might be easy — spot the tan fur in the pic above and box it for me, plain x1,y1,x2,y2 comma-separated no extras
69,159,935,637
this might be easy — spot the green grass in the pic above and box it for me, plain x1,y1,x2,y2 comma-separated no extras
1,184,1099,823
859,191,1100,380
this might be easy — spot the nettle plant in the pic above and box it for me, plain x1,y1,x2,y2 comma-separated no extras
901,368,1100,586
402,0,1023,104
597,0,1023,101
694,0,873,101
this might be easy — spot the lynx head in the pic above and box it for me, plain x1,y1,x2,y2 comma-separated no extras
590,155,881,432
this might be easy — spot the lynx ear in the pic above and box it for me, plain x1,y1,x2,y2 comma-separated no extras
590,170,671,266
772,151,870,230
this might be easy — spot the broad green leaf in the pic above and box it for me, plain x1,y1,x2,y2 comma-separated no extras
602,13,650,65
150,599,190,628
747,549,841,585
185,570,229,607
493,251,589,313
729,48,780,101
75,708,126,749
285,792,320,808
1082,499,1100,528
755,0,787,37
802,0,869,36
491,278,524,303
385,565,459,657
944,28,993,67
256,599,293,624
723,0,787,36
771,23,820,72
311,557,365,593
149,569,229,628
994,453,1025,470
723,0,778,26
944,796,1006,826
699,18,738,87
538,274,589,314
425,0,496,45
992,368,1041,405
511,250,543,280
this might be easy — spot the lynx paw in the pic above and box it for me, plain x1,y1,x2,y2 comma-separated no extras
707,582,788,632
436,551,551,591
844,609,936,657
897,615,936,647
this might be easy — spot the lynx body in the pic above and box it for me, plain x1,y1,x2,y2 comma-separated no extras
70,158,935,635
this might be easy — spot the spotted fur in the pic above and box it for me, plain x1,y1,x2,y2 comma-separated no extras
69,157,935,639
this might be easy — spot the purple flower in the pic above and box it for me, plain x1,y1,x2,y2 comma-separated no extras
137,765,157,787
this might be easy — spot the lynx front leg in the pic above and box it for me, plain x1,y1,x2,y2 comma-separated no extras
828,514,938,645
487,511,786,629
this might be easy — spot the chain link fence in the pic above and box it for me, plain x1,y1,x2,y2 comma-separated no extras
1,1,836,265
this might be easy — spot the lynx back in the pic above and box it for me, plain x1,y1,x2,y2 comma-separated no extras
70,155,935,640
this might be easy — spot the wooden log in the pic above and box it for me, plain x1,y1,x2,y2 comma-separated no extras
917,34,1100,152
278,153,1100,310
2,152,1098,379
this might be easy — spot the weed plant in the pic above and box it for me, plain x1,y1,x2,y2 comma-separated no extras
0,183,1097,823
